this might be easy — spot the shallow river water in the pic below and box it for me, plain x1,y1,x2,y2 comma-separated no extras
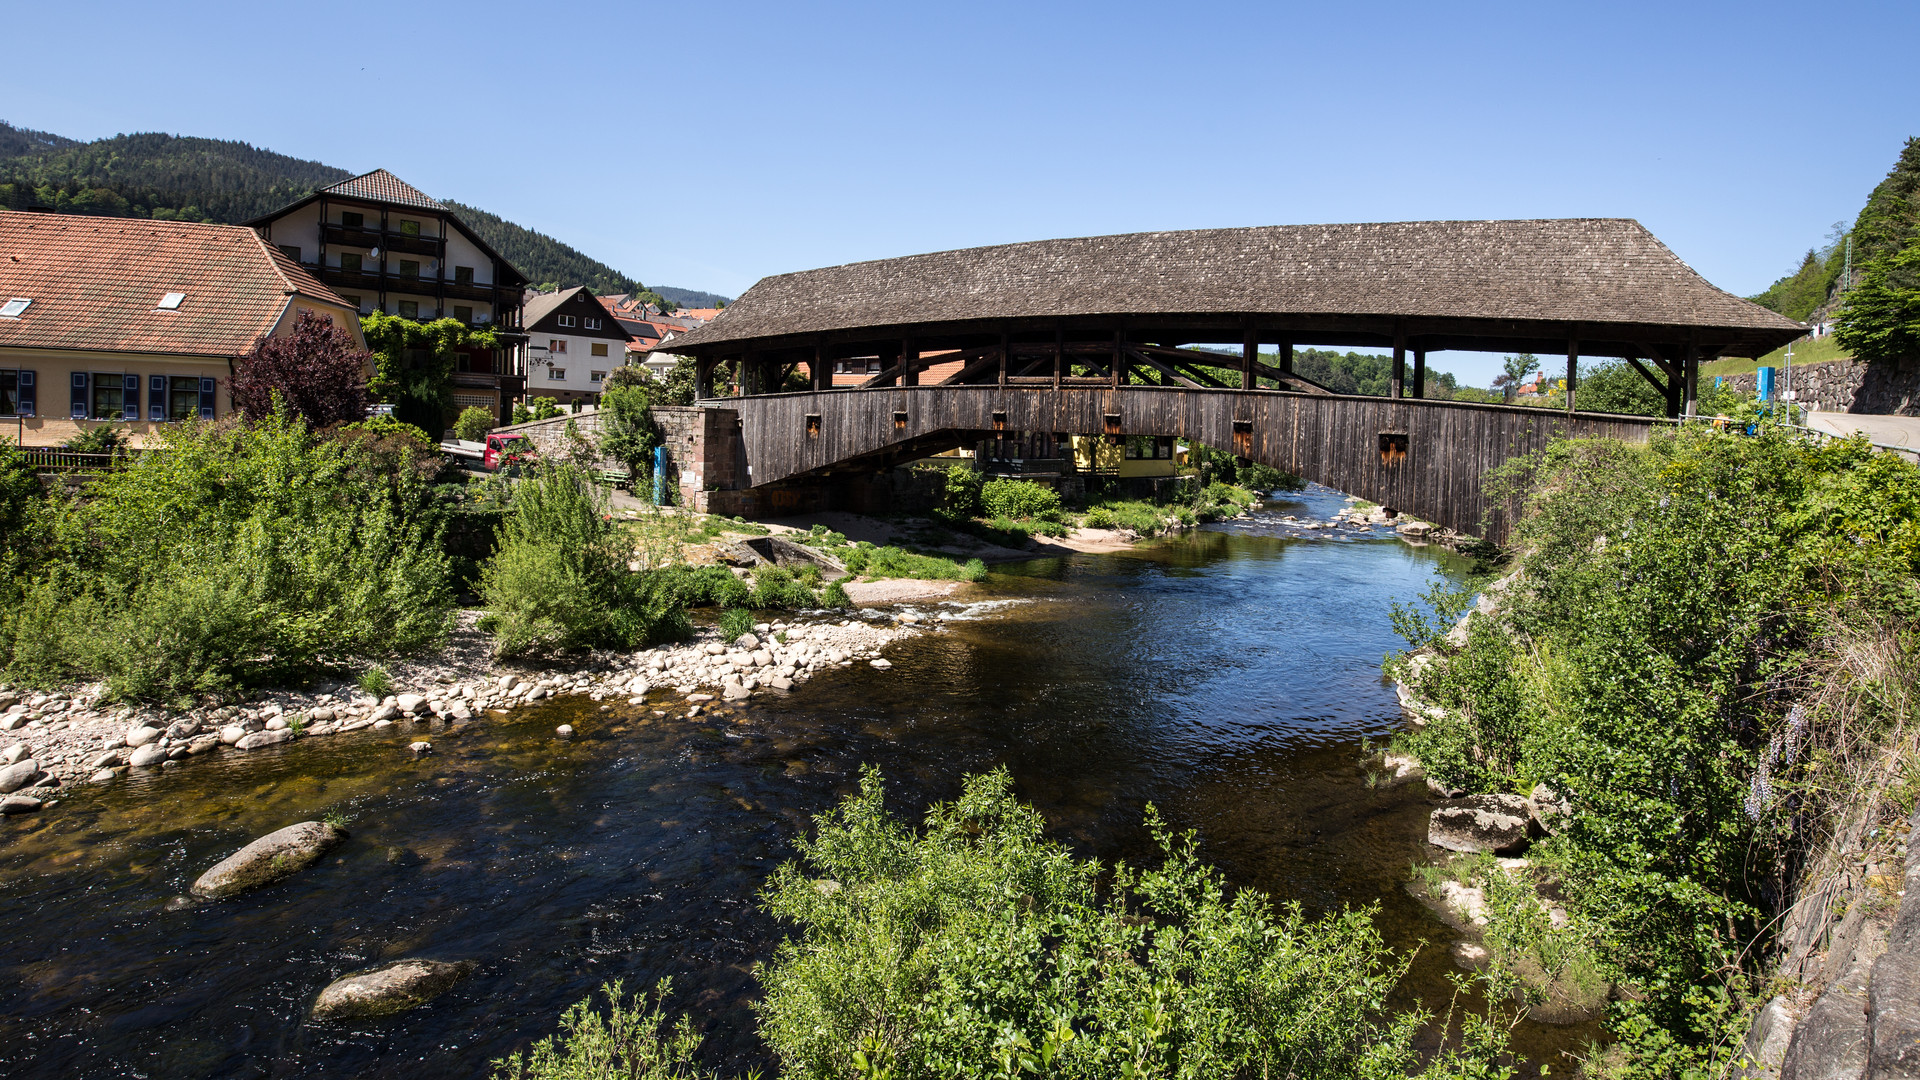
0,486,1592,1078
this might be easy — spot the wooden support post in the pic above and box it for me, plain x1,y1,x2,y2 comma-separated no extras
1111,329,1123,390
1412,347,1427,399
1280,341,1293,377
1391,326,1406,399
812,343,827,392
695,358,715,399
741,350,757,396
1241,330,1256,391
1565,337,1578,414
998,331,1009,387
901,337,918,387
1684,345,1699,418
1053,326,1064,390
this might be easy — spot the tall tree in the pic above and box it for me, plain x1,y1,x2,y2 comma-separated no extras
230,309,371,426
359,313,498,436
1837,241,1920,365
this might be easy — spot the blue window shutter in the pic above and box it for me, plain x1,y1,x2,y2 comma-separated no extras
70,372,87,419
149,375,166,421
15,370,32,417
122,374,140,420
199,377,216,420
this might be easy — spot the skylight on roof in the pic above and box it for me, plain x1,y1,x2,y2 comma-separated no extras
0,298,30,319
156,292,186,311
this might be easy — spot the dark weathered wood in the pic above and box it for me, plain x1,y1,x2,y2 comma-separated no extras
1565,337,1578,415
1412,347,1427,399
711,385,1666,543
1241,331,1256,391
1391,326,1406,399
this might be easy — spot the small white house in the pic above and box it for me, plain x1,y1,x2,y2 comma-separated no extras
520,286,635,405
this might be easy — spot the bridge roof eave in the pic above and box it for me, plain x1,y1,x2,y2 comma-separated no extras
668,312,1802,362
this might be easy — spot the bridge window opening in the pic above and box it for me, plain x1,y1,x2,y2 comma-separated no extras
805,413,821,439
893,410,909,429
1102,412,1122,435
1124,435,1174,460
1378,432,1409,466
991,410,1007,430
1232,419,1254,455
977,432,1064,475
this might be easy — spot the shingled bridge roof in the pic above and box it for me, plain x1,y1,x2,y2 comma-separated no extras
665,219,1803,357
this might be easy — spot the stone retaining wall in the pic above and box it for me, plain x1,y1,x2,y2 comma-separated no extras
1717,357,1920,416
489,405,746,512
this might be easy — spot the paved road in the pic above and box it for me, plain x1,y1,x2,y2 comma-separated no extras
1806,410,1920,458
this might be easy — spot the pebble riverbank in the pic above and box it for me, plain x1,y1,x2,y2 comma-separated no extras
0,611,921,816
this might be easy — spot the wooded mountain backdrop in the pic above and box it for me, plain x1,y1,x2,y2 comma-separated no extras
0,121,727,305
1752,137,1920,322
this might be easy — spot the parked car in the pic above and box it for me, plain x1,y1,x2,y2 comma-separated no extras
483,434,538,472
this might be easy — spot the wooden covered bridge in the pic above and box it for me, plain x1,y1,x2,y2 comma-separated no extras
658,219,1802,540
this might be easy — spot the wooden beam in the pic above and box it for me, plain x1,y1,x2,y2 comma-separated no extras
1053,325,1064,390
901,336,919,387
812,343,827,392
1391,325,1406,398
1565,336,1578,415
1280,340,1293,375
1623,355,1669,401
1111,329,1124,390
1125,346,1203,389
1241,329,1256,391
998,331,1009,387
1412,347,1427,400
1684,343,1699,418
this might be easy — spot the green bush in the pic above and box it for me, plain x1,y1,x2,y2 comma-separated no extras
750,566,819,609
598,383,659,482
1234,462,1303,492
980,477,1062,521
477,462,685,656
1082,507,1115,529
937,463,982,517
650,565,751,609
358,664,393,697
530,397,563,421
1395,426,1920,1057
454,406,496,442
62,424,131,454
820,580,853,609
490,979,711,1080
718,607,754,643
0,410,454,700
756,768,1426,1079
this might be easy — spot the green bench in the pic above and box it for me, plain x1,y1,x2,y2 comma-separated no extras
593,467,632,490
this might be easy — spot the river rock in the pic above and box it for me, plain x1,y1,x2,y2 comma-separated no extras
869,658,892,670
191,821,349,898
1429,795,1534,855
265,717,289,731
3,743,29,765
395,693,427,714
309,958,475,1022
91,748,127,769
0,759,43,794
723,684,752,701
219,724,246,745
370,703,401,722
736,633,759,650
1529,783,1570,834
188,734,222,755
1380,753,1425,784
128,743,169,768
125,725,162,748
89,769,118,783
409,741,432,756
525,687,548,702
234,728,294,750
2,794,43,814
555,724,573,737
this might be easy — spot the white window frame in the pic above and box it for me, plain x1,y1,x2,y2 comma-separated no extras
557,314,576,328
549,368,567,381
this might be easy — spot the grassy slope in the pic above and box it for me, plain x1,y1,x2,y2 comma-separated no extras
1701,335,1851,377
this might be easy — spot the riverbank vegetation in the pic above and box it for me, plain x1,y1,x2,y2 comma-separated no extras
495,768,1514,1080
1389,422,1920,1074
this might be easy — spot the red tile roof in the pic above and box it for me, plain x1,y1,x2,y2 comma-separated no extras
319,169,444,210
0,211,357,358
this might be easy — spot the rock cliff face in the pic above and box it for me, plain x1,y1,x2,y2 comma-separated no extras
1751,804,1920,1079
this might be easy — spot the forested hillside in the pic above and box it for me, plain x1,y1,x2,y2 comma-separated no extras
1751,136,1920,321
0,121,724,302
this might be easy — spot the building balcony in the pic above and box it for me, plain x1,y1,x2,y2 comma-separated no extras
322,223,444,258
311,266,509,305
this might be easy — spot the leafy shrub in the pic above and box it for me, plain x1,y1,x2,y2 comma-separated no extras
358,665,394,697
980,477,1061,521
820,580,853,609
937,464,982,517
0,410,454,700
598,383,660,482
751,566,818,609
530,397,563,421
478,462,684,656
62,424,132,454
1396,427,1920,1055
231,309,372,428
718,607,754,643
650,565,751,609
1082,506,1115,529
1234,462,1303,492
490,979,710,1080
756,768,1426,1079
454,406,496,442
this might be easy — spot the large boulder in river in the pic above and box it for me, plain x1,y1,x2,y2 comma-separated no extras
309,959,475,1021
1429,794,1535,855
191,821,348,898
0,759,43,794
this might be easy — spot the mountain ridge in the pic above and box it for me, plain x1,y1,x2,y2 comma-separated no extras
0,121,728,305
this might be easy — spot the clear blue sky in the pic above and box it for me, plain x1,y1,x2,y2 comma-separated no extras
4,0,1915,386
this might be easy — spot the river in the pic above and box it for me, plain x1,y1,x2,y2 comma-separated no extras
0,485,1588,1077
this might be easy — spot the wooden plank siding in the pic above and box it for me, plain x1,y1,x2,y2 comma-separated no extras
712,386,1664,542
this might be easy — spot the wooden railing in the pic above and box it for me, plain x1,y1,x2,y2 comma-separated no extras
18,449,138,472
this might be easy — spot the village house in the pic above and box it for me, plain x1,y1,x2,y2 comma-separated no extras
0,209,365,447
521,285,636,405
245,169,528,423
